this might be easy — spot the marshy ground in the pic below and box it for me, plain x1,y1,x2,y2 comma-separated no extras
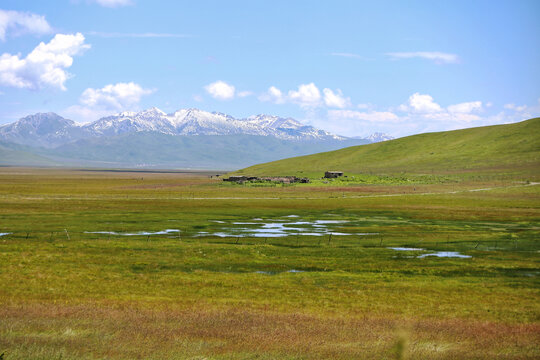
0,168,538,359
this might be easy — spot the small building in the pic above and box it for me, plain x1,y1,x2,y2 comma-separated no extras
223,176,248,182
223,175,310,184
223,175,258,182
324,171,344,179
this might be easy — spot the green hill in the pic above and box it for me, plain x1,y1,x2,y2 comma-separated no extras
233,118,540,178
0,141,58,166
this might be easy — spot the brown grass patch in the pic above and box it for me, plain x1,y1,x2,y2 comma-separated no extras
1,301,538,359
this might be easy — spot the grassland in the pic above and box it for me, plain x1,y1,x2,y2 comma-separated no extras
234,118,540,179
0,166,538,359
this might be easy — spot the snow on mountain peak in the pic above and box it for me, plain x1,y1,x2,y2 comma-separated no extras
140,107,166,116
1,108,356,145
116,111,137,117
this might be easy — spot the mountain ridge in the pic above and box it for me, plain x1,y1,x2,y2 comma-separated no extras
0,108,392,148
0,108,392,169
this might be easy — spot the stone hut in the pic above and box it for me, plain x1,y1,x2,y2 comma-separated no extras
324,171,344,178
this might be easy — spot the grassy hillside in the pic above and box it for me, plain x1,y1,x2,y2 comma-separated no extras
234,118,540,178
0,141,57,166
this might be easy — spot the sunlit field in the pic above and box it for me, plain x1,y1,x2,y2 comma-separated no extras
0,168,538,359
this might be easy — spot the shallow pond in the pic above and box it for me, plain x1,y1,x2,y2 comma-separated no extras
418,251,472,259
389,247,472,258
201,216,377,238
85,229,180,236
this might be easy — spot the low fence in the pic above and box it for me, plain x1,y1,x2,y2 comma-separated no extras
0,230,533,251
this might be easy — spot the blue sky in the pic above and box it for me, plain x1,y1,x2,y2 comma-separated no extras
0,0,539,137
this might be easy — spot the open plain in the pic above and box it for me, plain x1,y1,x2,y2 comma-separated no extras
0,166,538,359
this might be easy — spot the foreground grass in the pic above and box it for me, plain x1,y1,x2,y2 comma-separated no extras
0,168,538,359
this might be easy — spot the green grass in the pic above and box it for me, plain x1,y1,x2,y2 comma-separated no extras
234,118,540,179
0,168,538,359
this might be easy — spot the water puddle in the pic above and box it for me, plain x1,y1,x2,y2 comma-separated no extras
389,247,472,259
85,229,180,236
0,232,11,237
418,251,471,259
213,230,287,238
201,217,375,238
255,269,305,275
314,220,346,224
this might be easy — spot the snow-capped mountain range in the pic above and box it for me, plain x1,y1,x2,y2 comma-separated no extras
88,108,347,140
0,108,368,148
0,108,395,169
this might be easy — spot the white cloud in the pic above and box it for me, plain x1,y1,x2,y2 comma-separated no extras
317,110,402,138
323,88,350,108
63,82,154,122
321,93,538,138
387,51,459,64
403,93,442,113
328,110,400,123
400,94,485,124
80,82,154,110
422,112,481,123
0,33,90,90
91,0,133,8
447,101,483,113
502,101,540,121
259,86,285,104
504,103,527,112
259,83,351,109
0,9,52,41
204,80,235,100
288,83,322,108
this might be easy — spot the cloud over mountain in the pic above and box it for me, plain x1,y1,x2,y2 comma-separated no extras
204,81,236,100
